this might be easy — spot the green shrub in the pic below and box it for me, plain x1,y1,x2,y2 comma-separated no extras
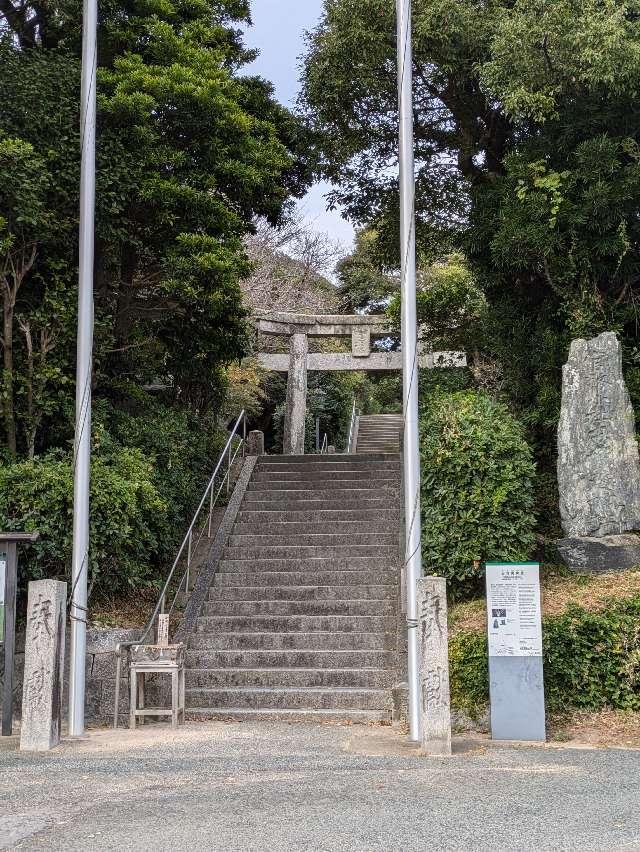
0,449,168,597
107,403,226,538
420,390,537,595
449,597,640,716
449,630,489,717
543,600,640,711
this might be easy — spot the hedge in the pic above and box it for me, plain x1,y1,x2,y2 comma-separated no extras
420,390,537,595
450,596,640,716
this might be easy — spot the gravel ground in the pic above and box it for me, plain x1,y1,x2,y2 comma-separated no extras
1,721,640,851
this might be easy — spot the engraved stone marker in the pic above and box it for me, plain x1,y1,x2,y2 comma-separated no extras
351,326,371,357
20,580,66,752
558,332,640,538
417,577,452,755
157,614,170,647
246,430,265,456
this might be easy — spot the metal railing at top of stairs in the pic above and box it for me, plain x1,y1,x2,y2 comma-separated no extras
346,399,359,454
113,409,247,727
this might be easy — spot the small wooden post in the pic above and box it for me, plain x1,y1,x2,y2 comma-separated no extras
1,532,39,737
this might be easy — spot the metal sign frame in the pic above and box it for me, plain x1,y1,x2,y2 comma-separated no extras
485,561,546,742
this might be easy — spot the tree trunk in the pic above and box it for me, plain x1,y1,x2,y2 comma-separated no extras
2,290,16,456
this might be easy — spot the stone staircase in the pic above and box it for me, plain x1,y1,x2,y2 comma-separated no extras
355,414,403,454
185,452,401,722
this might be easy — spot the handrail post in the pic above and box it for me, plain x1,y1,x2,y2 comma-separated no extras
208,483,214,537
242,413,247,458
186,529,192,595
226,442,231,494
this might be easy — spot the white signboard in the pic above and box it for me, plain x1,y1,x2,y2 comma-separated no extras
486,562,543,658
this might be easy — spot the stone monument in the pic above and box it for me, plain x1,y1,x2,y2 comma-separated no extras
557,332,640,571
417,577,452,756
20,579,66,751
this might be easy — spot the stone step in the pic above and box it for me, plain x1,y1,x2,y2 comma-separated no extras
226,533,397,548
217,555,396,570
258,453,398,464
232,521,397,536
247,478,399,492
201,599,395,617
213,570,396,587
256,465,400,477
186,686,392,711
196,614,395,633
186,708,390,723
185,649,395,669
252,469,398,482
236,509,400,524
208,584,396,601
185,668,395,689
188,631,394,651
244,488,399,503
222,544,398,560
241,497,399,512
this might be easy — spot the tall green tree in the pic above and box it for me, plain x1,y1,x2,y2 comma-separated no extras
0,0,312,455
302,0,640,456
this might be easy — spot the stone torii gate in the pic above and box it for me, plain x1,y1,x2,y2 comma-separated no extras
255,312,466,454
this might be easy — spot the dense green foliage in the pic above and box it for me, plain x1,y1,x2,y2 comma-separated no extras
450,595,640,715
420,389,537,594
301,0,640,474
0,0,310,459
0,398,228,596
0,450,168,596
0,0,312,602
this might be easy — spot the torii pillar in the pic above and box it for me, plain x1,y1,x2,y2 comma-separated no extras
283,332,309,455
255,312,466,455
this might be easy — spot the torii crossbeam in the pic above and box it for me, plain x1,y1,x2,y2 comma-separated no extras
255,313,466,454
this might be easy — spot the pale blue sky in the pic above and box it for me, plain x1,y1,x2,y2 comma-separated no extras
242,1,356,250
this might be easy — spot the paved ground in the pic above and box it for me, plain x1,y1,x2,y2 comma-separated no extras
1,721,640,851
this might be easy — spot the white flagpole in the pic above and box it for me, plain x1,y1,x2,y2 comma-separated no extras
68,0,97,737
396,0,423,742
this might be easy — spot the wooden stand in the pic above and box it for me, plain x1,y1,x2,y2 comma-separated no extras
128,644,185,730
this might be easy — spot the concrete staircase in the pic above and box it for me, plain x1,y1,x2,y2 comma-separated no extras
355,414,403,454
185,452,401,722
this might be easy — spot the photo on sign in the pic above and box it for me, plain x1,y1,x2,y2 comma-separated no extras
492,608,506,618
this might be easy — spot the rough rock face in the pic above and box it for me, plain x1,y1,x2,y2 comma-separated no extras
558,332,640,537
556,535,640,573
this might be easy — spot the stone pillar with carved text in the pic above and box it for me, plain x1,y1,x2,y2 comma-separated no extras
283,332,308,455
417,576,452,755
20,579,67,751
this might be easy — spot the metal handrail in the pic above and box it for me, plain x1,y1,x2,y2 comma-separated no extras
346,399,358,453
113,409,247,727
320,433,329,454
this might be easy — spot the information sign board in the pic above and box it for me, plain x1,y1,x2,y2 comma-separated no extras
485,562,546,742
486,562,543,658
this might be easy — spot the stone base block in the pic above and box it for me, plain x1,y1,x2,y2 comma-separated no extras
556,534,640,573
391,682,408,726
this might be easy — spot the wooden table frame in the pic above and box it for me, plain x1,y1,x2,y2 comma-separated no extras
129,662,185,730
